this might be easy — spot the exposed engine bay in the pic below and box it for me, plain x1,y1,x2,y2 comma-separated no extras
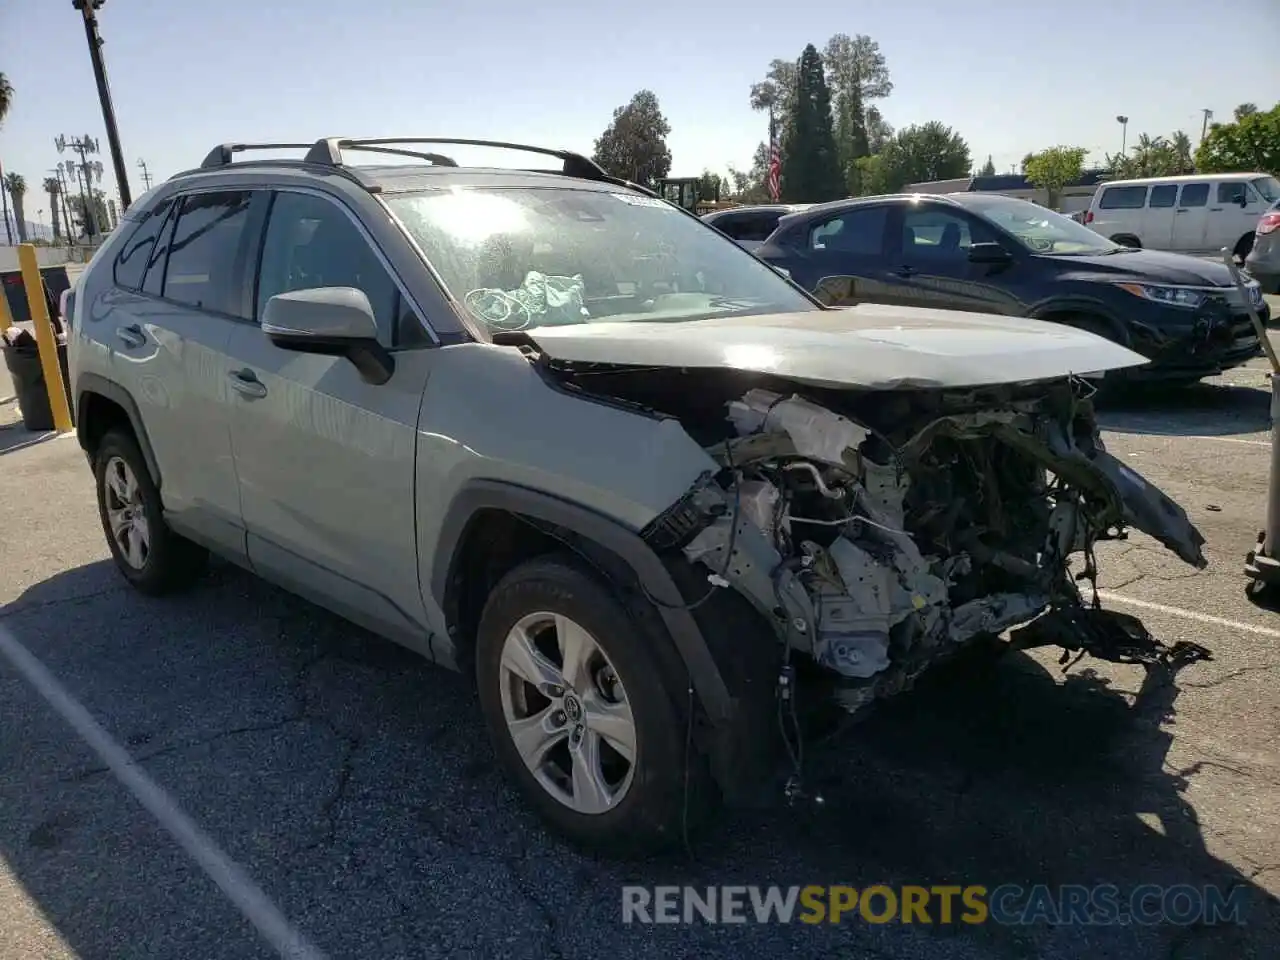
545,361,1210,715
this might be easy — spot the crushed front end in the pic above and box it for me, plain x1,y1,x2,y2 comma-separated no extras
637,375,1208,714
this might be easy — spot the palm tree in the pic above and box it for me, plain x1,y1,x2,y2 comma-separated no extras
1170,131,1194,174
43,177,62,241
0,73,12,243
3,172,28,242
0,71,12,126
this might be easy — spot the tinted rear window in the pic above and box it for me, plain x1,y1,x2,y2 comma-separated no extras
1148,185,1177,208
1099,186,1148,210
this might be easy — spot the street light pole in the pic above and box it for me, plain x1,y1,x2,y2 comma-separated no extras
72,0,132,210
1115,115,1129,157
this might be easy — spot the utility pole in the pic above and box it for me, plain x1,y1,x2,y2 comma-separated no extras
1200,108,1214,143
52,167,76,244
1115,115,1129,157
72,1,133,210
137,157,152,191
56,136,102,237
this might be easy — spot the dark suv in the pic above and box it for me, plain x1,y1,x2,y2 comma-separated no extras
757,193,1269,382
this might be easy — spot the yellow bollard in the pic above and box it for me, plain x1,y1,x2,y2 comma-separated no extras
16,244,74,434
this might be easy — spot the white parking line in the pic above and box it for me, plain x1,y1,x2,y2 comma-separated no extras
1096,590,1280,640
0,624,329,960
1186,436,1271,448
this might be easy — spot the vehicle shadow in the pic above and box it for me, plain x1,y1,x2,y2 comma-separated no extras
1,561,1276,959
1097,380,1271,438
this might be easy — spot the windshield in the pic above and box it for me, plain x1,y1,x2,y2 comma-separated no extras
385,187,817,333
1252,176,1280,203
956,194,1119,255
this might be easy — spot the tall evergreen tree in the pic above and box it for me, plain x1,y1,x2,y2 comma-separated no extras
779,45,844,202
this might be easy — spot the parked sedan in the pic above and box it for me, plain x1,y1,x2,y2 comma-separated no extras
702,204,811,253
1244,200,1280,294
756,193,1269,383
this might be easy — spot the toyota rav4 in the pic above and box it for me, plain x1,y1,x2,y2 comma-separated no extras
66,138,1209,853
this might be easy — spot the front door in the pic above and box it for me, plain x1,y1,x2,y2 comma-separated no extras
1207,180,1265,253
224,188,435,649
889,204,1025,316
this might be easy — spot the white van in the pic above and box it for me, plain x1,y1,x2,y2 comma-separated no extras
1085,172,1280,260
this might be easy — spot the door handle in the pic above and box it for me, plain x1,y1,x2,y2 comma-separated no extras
115,324,145,348
227,369,268,399
1210,207,1224,212
895,266,916,278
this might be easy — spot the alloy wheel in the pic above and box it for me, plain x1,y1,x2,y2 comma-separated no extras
498,611,637,814
102,455,150,570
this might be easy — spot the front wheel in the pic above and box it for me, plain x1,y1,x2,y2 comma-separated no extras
474,555,712,854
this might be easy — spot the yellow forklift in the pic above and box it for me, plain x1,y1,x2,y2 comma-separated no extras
656,177,740,216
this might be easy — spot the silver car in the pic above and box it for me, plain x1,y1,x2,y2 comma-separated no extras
66,137,1207,853
1245,200,1280,293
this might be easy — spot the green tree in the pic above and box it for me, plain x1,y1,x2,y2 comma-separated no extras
1195,102,1280,176
873,122,972,193
0,72,11,126
976,155,996,176
1022,146,1087,209
1170,131,1194,173
823,33,893,193
592,90,673,188
3,171,27,242
749,58,799,136
1235,103,1259,121
697,169,725,203
728,143,773,202
866,106,894,154
779,45,845,202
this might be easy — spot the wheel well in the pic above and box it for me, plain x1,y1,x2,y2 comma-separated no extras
1034,309,1119,342
1110,234,1141,248
77,391,134,459
1235,232,1255,258
444,509,591,675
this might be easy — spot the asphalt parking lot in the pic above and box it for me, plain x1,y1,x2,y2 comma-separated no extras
2,332,1280,959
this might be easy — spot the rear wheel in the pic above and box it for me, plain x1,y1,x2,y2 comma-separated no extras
475,554,712,854
93,430,207,595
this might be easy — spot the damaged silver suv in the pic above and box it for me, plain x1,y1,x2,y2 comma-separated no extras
67,138,1208,853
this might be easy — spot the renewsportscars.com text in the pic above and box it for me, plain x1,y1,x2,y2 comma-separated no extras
621,884,1248,927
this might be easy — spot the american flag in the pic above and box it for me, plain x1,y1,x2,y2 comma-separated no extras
767,138,781,201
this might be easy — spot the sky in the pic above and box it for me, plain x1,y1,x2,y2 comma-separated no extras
1,0,1278,230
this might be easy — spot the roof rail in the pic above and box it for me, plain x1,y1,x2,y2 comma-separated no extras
200,142,316,169
304,137,614,182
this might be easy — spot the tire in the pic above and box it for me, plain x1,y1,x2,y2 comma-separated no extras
94,429,207,595
1234,233,1255,263
475,553,712,854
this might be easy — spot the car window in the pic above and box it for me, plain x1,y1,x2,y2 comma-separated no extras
1218,182,1249,205
1179,183,1209,208
808,206,888,256
256,191,403,338
161,191,254,315
1148,185,1177,209
901,208,992,259
385,187,816,332
113,199,174,291
1098,186,1148,210
1252,177,1280,203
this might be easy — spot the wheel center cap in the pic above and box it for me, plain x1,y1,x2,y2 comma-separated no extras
563,694,583,723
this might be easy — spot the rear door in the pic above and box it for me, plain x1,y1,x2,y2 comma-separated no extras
106,189,262,558
223,187,435,647
1173,182,1211,252
887,203,1026,315
768,203,901,305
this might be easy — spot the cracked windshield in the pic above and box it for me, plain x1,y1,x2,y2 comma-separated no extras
387,188,814,331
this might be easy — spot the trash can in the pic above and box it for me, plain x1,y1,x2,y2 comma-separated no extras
2,329,72,432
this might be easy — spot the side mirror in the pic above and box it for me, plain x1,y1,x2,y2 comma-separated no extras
261,286,395,385
968,242,1013,265
1237,194,1250,208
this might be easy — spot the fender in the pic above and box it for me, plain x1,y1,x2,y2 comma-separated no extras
75,372,163,487
430,479,733,726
